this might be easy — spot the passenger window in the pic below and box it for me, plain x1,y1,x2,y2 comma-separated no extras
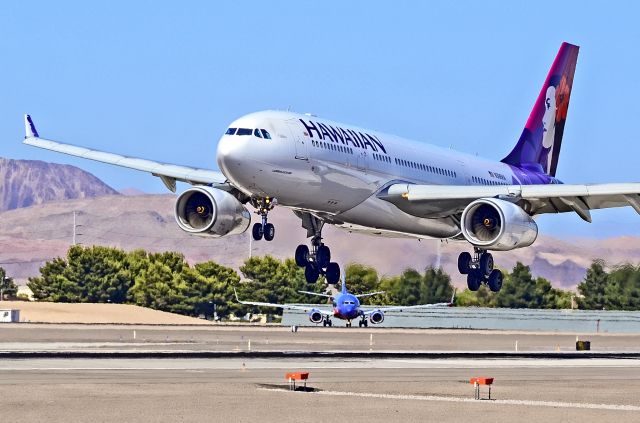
236,128,252,136
254,128,263,138
225,128,237,135
261,129,272,139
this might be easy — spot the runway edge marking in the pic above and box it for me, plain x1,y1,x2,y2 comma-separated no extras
259,388,640,412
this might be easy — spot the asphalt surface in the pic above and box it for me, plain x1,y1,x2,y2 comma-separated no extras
1,325,639,422
2,323,639,352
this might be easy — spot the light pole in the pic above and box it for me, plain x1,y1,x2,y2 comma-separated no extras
73,211,83,246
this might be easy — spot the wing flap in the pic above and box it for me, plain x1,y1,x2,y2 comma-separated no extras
382,182,640,218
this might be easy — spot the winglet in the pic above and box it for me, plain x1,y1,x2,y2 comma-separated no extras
24,114,39,138
233,287,240,302
448,289,457,307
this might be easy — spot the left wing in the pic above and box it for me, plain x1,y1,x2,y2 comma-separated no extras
381,183,640,222
234,289,332,315
354,291,385,299
22,115,226,192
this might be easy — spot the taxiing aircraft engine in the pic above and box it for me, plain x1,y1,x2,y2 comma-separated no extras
308,309,324,324
461,198,538,251
369,310,385,325
175,186,251,238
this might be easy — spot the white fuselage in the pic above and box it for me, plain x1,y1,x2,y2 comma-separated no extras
216,110,522,240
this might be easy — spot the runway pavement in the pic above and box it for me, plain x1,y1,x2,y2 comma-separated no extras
1,356,639,422
2,323,640,353
1,324,639,422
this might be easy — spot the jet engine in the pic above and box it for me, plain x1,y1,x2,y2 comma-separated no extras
175,186,250,238
369,310,385,325
461,198,538,251
308,309,323,324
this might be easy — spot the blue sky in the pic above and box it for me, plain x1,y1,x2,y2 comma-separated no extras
1,1,639,238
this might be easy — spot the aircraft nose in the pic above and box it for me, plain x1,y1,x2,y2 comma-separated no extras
216,135,246,175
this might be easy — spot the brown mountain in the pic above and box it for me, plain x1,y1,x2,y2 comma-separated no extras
0,157,118,211
0,194,638,289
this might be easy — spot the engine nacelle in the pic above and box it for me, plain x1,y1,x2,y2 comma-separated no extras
461,198,538,251
175,186,250,238
369,310,385,325
308,309,323,324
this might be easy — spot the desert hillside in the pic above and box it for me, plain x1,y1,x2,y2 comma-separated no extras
0,194,638,289
0,157,118,211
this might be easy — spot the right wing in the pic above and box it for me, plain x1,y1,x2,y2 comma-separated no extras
22,115,226,192
382,182,640,222
234,289,332,315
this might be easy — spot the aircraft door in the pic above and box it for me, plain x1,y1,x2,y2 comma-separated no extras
286,121,309,161
356,150,368,171
457,160,470,184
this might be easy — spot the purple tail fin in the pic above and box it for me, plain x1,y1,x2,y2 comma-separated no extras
501,42,579,177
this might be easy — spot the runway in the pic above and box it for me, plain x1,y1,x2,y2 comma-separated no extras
1,325,639,422
1,356,639,422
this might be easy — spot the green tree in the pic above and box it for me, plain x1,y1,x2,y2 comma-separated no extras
603,264,640,310
455,285,493,307
577,260,608,310
0,267,17,300
194,261,242,318
492,262,540,308
341,263,379,304
238,256,324,315
421,267,454,304
380,267,453,306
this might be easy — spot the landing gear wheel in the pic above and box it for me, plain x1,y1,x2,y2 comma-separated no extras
263,223,275,241
458,252,472,275
295,245,310,267
316,245,331,269
358,320,363,327
325,262,340,285
467,271,482,291
304,263,320,284
488,269,503,292
325,318,332,327
346,322,352,328
479,253,494,277
323,320,328,327
252,223,263,241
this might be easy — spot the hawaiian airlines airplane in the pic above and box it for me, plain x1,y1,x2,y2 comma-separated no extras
235,274,453,327
23,42,640,292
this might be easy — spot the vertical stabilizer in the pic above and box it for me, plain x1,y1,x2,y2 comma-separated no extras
501,42,579,176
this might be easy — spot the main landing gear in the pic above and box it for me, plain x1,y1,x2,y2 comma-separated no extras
322,317,332,327
358,317,368,328
458,248,503,292
251,197,276,241
294,214,341,285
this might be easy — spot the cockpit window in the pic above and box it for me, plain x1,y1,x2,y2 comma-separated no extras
236,128,252,136
261,129,272,139
253,128,263,138
225,127,237,135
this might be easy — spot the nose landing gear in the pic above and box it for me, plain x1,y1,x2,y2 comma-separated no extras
294,213,341,285
251,197,276,241
458,248,503,292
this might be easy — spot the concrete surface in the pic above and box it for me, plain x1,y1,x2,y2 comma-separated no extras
1,325,639,422
0,357,639,422
1,324,639,352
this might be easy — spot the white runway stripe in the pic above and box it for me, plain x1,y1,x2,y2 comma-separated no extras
260,388,640,412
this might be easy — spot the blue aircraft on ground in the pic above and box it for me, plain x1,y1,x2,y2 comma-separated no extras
235,274,454,327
